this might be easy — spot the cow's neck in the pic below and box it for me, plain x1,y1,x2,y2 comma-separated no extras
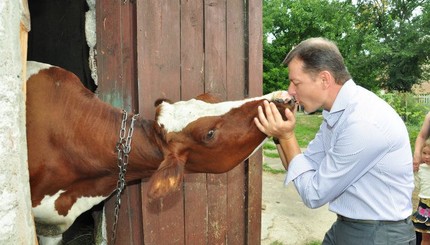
43,97,163,198
119,118,164,181
66,107,164,190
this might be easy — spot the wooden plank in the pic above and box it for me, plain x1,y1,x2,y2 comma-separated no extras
97,0,136,111
180,0,205,99
21,1,37,241
204,0,229,244
118,1,138,112
141,188,185,245
136,1,184,244
136,0,181,115
180,1,209,244
227,164,246,245
247,151,263,245
247,0,263,98
117,7,141,244
107,184,144,244
226,0,246,100
226,0,247,244
246,0,264,244
96,1,142,244
96,0,123,108
204,0,227,96
183,174,208,244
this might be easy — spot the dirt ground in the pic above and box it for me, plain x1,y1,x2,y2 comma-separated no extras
261,156,336,245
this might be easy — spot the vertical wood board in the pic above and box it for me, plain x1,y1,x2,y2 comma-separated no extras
97,0,264,244
180,1,209,244
136,1,184,244
246,0,264,244
96,1,142,244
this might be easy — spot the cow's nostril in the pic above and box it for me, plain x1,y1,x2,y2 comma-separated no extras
288,97,296,105
274,98,285,103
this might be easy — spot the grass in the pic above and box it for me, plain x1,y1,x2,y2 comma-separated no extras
263,163,286,174
270,240,321,245
263,142,277,150
408,123,422,151
295,112,323,148
262,112,322,156
306,241,322,245
262,112,322,169
264,151,280,158
269,241,284,245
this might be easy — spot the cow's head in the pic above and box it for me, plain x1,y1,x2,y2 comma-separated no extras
147,91,295,200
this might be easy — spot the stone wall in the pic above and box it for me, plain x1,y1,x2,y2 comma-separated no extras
0,0,36,243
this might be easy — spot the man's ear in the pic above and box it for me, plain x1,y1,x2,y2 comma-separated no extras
319,70,332,89
147,154,185,201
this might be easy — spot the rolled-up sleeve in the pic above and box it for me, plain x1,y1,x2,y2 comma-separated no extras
284,154,315,184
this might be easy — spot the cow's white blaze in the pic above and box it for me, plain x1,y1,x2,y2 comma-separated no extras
157,92,282,133
32,190,106,231
27,61,52,80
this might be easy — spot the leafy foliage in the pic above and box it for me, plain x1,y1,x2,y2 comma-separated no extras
378,92,427,149
263,0,430,93
379,92,428,125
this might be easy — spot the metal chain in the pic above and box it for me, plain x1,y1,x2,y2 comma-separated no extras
111,110,139,244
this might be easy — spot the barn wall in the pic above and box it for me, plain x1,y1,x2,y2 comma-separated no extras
0,0,36,244
97,0,263,244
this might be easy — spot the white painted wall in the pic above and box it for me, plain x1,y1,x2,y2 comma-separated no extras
0,0,36,243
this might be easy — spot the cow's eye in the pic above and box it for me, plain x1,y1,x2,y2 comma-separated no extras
206,129,215,141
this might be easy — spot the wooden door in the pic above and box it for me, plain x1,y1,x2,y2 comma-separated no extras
96,1,263,244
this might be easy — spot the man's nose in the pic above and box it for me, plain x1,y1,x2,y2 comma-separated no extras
288,83,296,96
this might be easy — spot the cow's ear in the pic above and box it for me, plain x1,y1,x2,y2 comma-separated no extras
147,154,185,201
154,98,172,107
194,93,222,103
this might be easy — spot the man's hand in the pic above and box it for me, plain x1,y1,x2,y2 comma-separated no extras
254,100,300,169
254,100,297,140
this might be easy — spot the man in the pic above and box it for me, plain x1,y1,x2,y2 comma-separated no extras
255,37,415,244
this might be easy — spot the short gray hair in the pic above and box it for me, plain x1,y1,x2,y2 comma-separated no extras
282,37,351,85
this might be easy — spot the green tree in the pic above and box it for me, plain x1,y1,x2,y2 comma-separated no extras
263,0,430,93
355,0,430,91
263,0,359,93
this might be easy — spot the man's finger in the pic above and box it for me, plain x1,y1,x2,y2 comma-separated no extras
263,100,275,122
293,103,298,114
284,108,296,125
269,102,283,123
254,117,267,135
257,105,269,126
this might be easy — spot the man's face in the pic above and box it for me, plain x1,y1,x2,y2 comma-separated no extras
287,58,327,113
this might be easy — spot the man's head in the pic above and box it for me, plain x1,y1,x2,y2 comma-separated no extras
283,38,351,113
283,37,351,85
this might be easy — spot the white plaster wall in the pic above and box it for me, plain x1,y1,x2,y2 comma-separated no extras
0,0,36,243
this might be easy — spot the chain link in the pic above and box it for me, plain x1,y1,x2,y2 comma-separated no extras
111,110,139,244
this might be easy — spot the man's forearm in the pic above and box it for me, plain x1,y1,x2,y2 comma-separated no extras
274,134,301,170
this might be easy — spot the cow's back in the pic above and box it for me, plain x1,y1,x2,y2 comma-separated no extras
26,61,116,205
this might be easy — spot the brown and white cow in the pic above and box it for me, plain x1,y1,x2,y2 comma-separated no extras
26,61,295,244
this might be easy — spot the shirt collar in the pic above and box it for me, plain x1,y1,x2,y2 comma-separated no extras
322,79,355,127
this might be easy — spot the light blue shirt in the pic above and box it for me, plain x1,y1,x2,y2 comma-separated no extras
285,80,414,221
